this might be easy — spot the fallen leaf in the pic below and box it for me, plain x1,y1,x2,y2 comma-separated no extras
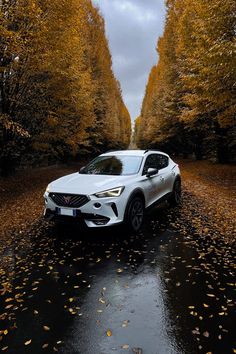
117,268,123,273
25,339,32,345
203,331,210,338
122,344,129,349
5,305,13,309
122,320,129,328
106,329,112,337
43,326,50,331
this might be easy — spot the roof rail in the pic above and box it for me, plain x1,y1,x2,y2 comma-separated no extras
144,149,161,154
104,149,118,153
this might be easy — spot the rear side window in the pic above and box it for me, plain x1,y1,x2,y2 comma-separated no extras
142,154,169,175
156,154,169,169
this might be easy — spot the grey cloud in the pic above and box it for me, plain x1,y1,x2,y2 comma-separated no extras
92,0,166,122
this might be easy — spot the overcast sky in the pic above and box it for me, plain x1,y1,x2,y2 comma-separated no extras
92,0,166,122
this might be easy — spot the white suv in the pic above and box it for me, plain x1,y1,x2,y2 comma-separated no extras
44,150,181,232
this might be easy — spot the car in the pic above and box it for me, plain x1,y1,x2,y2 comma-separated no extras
44,150,181,232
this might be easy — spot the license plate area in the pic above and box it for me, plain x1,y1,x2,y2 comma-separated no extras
56,207,79,217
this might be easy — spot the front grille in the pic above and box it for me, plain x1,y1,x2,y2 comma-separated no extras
49,193,90,208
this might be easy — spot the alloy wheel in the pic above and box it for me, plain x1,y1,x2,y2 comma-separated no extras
130,198,144,231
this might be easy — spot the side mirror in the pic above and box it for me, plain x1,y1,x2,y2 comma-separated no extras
146,167,158,178
79,166,85,173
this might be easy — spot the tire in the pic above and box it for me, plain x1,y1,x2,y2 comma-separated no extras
169,179,182,206
125,196,144,232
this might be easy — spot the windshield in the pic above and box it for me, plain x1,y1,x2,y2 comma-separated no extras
80,155,143,176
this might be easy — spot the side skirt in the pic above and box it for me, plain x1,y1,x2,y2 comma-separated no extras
145,192,172,212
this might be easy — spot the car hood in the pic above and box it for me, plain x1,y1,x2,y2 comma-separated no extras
48,173,134,195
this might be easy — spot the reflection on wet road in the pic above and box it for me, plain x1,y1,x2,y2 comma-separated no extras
0,206,235,353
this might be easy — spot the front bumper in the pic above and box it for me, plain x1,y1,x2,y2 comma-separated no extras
43,192,125,227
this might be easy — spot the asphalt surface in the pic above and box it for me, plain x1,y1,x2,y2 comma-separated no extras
0,203,235,354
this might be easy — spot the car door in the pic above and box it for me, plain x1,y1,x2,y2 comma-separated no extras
141,154,164,207
155,154,172,196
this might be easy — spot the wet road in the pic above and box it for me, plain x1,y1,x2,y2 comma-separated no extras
0,204,235,354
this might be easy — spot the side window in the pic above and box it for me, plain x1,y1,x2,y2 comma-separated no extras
142,154,159,175
143,154,169,175
156,154,169,170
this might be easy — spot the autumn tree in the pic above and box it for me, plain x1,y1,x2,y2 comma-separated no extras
177,0,236,161
0,0,45,173
137,1,187,155
0,0,131,175
137,0,236,162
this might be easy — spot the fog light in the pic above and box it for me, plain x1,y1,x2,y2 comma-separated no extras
93,220,107,225
94,202,101,209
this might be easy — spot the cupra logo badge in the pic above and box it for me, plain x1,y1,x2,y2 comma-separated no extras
63,196,71,204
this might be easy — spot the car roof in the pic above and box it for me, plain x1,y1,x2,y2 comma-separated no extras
100,150,169,157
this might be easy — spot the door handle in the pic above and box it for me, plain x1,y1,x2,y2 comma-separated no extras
160,176,165,181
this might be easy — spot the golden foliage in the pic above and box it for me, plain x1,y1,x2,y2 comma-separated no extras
0,0,131,174
137,0,236,162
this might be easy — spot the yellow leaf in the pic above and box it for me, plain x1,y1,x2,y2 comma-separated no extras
43,326,50,331
106,329,112,337
68,308,76,314
5,304,13,309
117,268,123,273
25,339,32,345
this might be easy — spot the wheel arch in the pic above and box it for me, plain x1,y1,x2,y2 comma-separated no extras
172,174,181,187
124,188,146,217
175,175,181,183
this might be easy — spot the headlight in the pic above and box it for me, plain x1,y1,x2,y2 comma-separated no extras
94,186,124,198
46,184,51,193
